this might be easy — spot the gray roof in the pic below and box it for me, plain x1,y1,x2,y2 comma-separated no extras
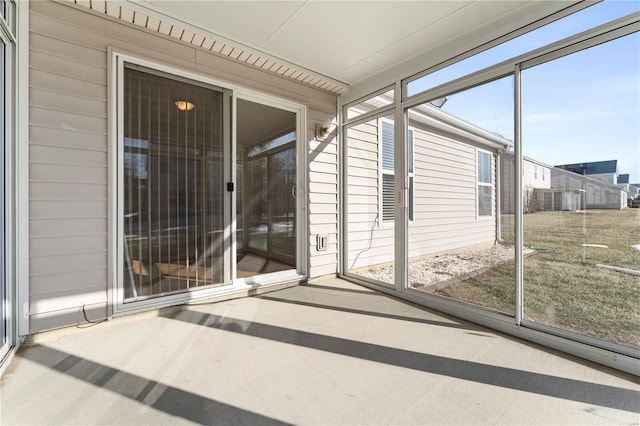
555,160,618,175
618,173,629,183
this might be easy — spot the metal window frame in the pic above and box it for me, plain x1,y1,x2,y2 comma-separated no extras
0,0,19,374
339,11,640,375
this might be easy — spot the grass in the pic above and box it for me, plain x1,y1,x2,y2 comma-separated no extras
438,209,640,349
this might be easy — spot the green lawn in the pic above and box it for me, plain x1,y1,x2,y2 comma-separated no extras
439,209,640,349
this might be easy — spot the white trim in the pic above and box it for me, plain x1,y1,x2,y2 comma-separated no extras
15,0,28,337
110,51,308,315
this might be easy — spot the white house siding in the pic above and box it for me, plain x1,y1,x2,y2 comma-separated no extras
347,119,496,270
410,125,496,258
28,0,337,333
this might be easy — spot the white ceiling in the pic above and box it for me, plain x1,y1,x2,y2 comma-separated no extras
139,1,578,85
75,1,582,95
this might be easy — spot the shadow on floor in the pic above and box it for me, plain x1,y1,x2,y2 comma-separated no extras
161,309,640,413
19,346,291,425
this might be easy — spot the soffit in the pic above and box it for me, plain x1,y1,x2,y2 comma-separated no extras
68,0,579,96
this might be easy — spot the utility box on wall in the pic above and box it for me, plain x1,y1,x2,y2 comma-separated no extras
316,234,328,251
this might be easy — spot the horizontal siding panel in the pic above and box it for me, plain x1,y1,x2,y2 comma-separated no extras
309,192,337,204
409,234,494,254
30,269,108,296
408,226,494,243
348,166,378,179
309,214,337,225
30,285,107,313
309,264,337,278
309,252,338,268
309,171,337,185
345,194,377,205
30,32,107,67
30,126,107,152
348,146,378,161
30,164,107,183
29,303,107,334
30,6,195,62
347,185,379,196
30,49,107,84
30,107,107,134
30,218,108,238
310,223,337,235
309,161,337,174
347,157,377,171
348,176,377,188
30,182,107,201
309,203,337,214
30,88,108,118
31,145,107,167
415,145,475,166
30,68,106,100
309,152,337,165
308,182,337,194
309,140,337,155
348,236,395,252
346,204,378,214
30,201,107,219
30,252,107,276
30,235,107,257
347,252,394,270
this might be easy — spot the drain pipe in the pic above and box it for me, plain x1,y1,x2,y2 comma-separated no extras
495,150,503,243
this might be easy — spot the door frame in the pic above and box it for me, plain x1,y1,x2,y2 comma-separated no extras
109,51,308,315
233,90,308,285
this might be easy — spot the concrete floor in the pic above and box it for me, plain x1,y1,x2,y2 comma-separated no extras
1,277,638,425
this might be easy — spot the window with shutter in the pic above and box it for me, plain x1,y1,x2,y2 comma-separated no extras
379,120,414,225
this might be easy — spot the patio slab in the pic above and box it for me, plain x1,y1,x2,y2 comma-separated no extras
1,277,638,425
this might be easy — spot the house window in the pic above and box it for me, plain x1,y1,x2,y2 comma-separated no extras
534,164,538,179
542,167,545,181
477,150,493,216
379,120,414,225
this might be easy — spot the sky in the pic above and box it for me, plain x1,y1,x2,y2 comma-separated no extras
409,0,640,183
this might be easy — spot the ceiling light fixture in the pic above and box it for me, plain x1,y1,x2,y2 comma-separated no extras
175,100,195,111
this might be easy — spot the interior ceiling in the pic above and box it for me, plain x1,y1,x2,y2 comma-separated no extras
237,99,295,148
139,1,576,84
72,1,580,95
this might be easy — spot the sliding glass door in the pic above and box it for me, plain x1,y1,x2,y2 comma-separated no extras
118,60,302,305
122,65,230,301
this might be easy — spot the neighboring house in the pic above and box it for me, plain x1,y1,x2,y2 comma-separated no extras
501,154,628,212
550,167,628,210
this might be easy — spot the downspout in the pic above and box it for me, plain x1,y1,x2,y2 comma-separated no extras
495,151,503,243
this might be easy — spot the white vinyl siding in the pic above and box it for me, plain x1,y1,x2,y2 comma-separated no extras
28,0,337,333
477,149,493,217
347,119,496,270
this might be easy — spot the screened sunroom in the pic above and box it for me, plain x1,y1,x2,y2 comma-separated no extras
340,1,640,375
1,0,639,403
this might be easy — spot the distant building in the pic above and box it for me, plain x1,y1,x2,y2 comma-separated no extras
502,155,628,212
555,160,619,185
